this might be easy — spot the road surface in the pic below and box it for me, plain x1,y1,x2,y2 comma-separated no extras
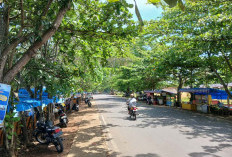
95,94,232,157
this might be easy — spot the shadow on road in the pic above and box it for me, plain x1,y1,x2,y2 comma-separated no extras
122,153,160,157
136,106,232,142
95,95,232,156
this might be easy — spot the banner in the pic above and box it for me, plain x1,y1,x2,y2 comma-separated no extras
0,83,11,127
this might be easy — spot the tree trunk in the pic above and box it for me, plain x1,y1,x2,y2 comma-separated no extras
47,103,54,122
0,34,34,81
0,5,9,81
25,85,34,98
210,66,232,99
20,111,29,146
190,68,194,102
38,85,43,121
177,74,183,107
207,50,232,99
1,1,71,84
221,50,232,73
9,92,16,157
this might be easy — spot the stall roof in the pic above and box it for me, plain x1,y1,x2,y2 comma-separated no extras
179,88,232,99
179,88,219,93
144,89,177,95
162,88,177,95
144,90,162,94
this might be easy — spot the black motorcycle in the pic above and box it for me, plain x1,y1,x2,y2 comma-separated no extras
55,103,68,127
34,120,64,153
58,108,68,127
72,103,79,111
85,98,92,107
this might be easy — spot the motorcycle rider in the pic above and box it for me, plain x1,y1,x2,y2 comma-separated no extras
127,94,137,114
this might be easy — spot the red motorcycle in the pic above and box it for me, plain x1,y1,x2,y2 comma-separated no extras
129,106,138,120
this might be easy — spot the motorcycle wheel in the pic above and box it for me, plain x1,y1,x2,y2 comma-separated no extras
54,137,63,153
88,102,92,107
62,119,67,128
35,131,48,144
134,114,136,120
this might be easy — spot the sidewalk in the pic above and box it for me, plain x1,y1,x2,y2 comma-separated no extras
67,102,108,157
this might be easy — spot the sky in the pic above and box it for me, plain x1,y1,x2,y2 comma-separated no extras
102,0,163,21
126,0,163,21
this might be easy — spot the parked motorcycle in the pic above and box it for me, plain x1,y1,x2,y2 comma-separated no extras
85,98,88,104
55,103,68,127
129,106,138,120
85,98,92,107
34,120,63,153
58,108,68,127
72,103,79,111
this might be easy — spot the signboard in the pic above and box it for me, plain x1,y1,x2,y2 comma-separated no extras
0,83,11,127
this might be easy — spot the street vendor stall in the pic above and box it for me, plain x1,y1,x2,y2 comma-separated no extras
144,90,155,105
179,88,232,113
144,89,177,106
159,88,177,106
144,90,162,105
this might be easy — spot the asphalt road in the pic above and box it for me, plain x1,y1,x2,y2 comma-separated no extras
94,94,232,157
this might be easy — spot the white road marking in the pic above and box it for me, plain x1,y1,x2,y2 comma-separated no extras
100,115,119,151
96,103,119,155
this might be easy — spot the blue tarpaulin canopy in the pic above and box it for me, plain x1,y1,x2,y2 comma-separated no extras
14,88,54,112
38,98,53,105
15,99,41,112
179,88,232,100
179,88,218,93
18,88,30,98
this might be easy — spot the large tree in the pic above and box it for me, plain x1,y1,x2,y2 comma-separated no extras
0,0,137,84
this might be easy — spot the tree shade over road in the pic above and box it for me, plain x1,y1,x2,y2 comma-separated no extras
95,94,232,157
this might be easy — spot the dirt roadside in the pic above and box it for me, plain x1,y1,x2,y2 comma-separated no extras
67,101,108,157
17,101,109,157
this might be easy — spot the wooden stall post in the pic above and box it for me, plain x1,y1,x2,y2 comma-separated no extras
0,129,3,147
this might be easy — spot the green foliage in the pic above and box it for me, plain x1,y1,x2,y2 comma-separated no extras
7,0,139,96
4,112,20,140
101,0,232,93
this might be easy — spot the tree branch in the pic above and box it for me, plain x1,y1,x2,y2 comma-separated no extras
207,51,232,99
2,1,71,83
39,0,53,30
221,50,232,73
18,0,24,37
0,33,33,81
